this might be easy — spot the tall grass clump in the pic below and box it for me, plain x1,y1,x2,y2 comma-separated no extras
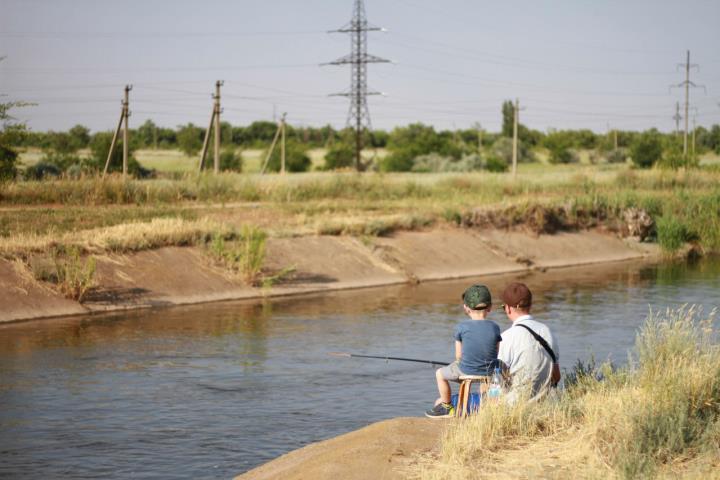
586,307,720,478
33,246,96,302
207,226,267,285
419,307,720,480
656,215,689,254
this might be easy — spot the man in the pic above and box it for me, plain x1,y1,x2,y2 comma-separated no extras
498,282,560,403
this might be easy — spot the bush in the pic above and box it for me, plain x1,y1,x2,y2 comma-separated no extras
0,144,18,181
219,148,242,172
630,130,663,168
324,142,355,170
606,148,628,164
24,161,62,180
491,137,534,164
263,140,311,173
485,154,508,172
89,131,153,178
40,151,84,172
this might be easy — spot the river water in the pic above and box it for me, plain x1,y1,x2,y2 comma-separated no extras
1,258,719,479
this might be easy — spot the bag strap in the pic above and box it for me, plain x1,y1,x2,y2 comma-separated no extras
515,324,557,363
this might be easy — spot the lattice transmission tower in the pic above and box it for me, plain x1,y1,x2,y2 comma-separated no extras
325,0,389,171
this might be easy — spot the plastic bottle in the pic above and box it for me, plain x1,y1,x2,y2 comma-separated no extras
487,367,502,400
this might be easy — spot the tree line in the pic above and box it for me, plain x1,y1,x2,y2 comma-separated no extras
3,99,720,179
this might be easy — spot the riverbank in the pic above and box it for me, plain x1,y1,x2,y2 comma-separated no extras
237,307,720,480
0,227,660,323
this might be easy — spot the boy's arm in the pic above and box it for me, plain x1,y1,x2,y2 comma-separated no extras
455,340,462,362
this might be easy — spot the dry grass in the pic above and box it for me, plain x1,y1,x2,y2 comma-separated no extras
412,307,720,480
0,217,229,257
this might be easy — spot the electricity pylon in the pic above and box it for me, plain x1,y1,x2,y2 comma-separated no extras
324,0,390,171
670,50,705,163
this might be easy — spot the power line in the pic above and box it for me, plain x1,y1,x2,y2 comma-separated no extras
324,0,390,171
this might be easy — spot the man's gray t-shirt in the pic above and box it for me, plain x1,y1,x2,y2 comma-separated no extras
454,320,502,376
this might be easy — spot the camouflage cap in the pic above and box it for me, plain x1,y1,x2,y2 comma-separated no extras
461,284,492,310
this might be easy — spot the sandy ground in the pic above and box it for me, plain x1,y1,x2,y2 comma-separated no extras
235,417,446,480
0,228,660,323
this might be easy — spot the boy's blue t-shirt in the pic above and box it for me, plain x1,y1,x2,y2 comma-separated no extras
454,320,502,376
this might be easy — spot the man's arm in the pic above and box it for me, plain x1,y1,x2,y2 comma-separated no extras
455,340,462,362
551,363,561,386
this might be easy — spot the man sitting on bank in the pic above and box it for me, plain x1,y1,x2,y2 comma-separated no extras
498,282,560,403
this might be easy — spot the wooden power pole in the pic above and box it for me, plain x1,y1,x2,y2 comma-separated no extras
512,98,523,178
103,84,131,179
199,80,223,173
260,112,287,175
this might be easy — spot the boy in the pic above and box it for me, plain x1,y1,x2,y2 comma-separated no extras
425,284,502,418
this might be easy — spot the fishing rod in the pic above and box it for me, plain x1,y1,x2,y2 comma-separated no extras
328,352,448,366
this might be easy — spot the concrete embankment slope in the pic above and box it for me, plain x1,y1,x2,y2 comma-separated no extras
234,417,445,480
0,228,658,323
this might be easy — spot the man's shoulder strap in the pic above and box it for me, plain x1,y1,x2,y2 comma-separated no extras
515,323,557,363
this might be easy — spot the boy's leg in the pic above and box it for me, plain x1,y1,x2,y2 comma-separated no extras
434,367,452,406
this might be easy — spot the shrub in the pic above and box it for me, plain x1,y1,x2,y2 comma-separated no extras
656,215,688,253
491,137,534,164
606,148,628,164
0,144,18,181
24,161,62,180
324,142,355,170
484,154,508,172
219,148,242,172
263,140,311,173
630,130,663,168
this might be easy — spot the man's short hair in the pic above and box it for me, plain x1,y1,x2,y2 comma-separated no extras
462,284,492,310
501,282,532,309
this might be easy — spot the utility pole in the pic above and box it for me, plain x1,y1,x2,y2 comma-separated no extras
122,85,131,177
673,101,682,136
324,0,390,171
671,50,704,164
213,80,223,174
477,123,482,153
198,80,223,173
511,98,525,178
260,112,286,175
103,84,131,179
280,113,286,175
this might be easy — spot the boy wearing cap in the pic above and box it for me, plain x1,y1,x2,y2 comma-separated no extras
498,282,560,404
425,284,502,418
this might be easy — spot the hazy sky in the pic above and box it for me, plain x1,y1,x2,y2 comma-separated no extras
2,0,719,134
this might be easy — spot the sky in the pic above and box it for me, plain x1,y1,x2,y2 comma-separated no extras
1,0,719,134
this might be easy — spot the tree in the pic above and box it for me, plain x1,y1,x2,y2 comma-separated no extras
381,123,462,172
176,123,204,156
137,119,158,148
630,130,663,168
0,88,28,180
68,124,90,149
543,131,578,164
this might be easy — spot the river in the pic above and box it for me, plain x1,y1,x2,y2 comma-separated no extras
1,257,719,479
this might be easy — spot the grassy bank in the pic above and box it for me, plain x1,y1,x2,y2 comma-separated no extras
1,166,719,256
414,307,720,479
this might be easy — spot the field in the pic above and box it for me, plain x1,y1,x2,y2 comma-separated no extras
18,147,389,173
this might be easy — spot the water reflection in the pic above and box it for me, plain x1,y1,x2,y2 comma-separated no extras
0,256,718,479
